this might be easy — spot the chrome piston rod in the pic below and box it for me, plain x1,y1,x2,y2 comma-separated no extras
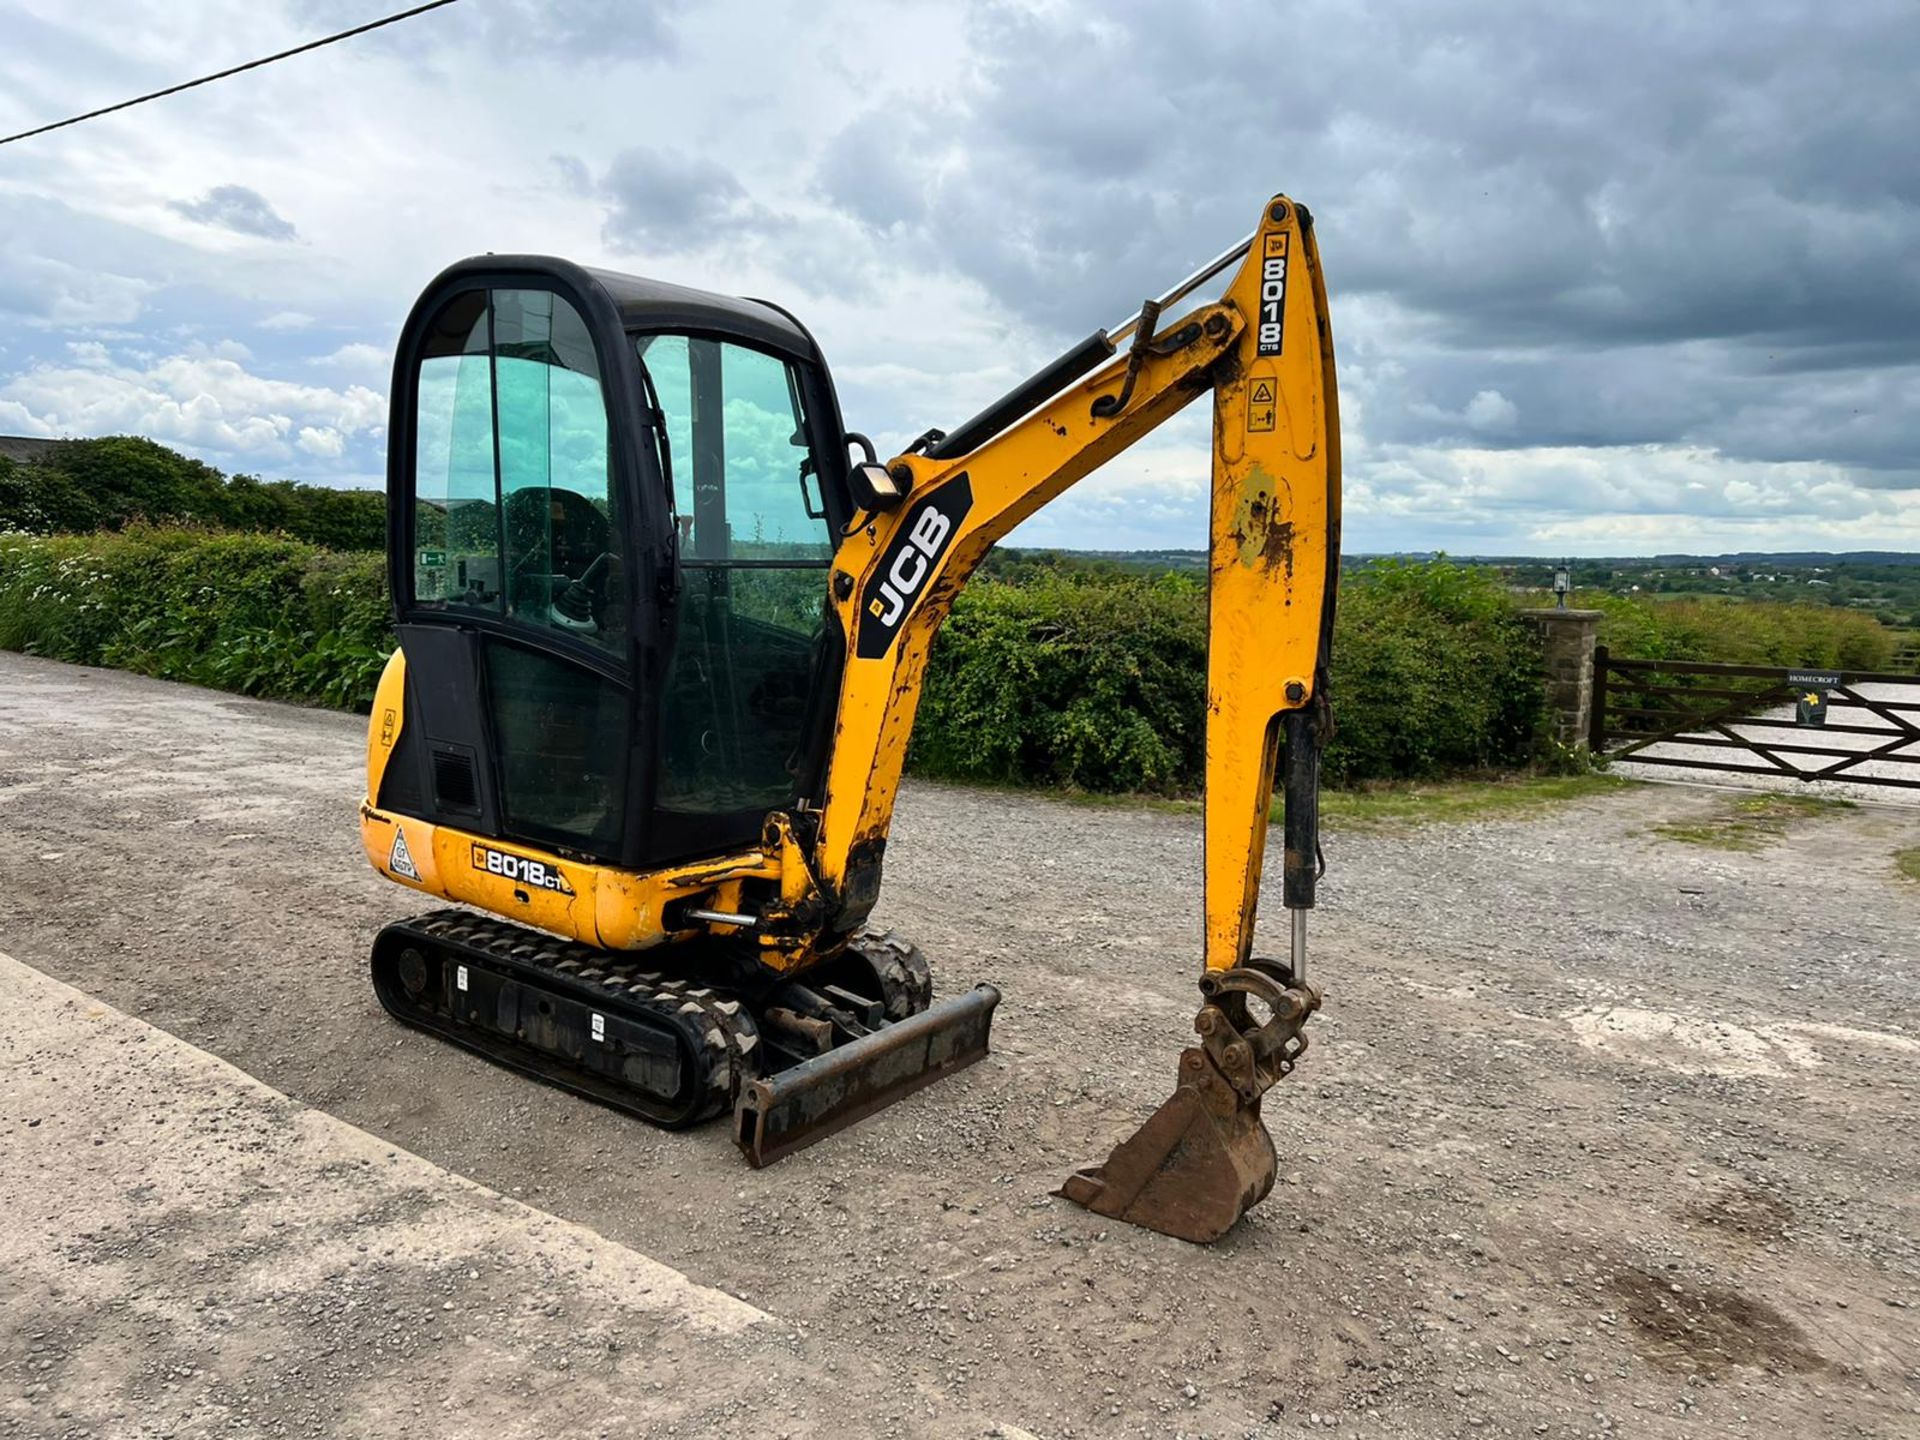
687,907,758,928
1105,232,1254,345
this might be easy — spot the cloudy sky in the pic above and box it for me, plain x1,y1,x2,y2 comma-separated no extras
1,0,1915,555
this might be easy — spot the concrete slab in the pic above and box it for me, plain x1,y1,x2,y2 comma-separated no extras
0,952,977,1439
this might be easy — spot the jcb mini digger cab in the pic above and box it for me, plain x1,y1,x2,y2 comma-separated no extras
362,194,1340,1241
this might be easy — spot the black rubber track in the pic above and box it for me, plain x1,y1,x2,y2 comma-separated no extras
370,909,755,1128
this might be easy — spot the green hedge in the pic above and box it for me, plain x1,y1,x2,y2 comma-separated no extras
0,528,389,709
1589,593,1896,670
0,437,385,550
911,572,1209,790
1319,560,1545,783
9,530,1893,791
1,533,1549,786
912,558,1545,788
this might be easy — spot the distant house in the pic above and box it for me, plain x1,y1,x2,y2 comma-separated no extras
0,436,58,466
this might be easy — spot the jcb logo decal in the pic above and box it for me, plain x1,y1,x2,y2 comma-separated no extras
855,475,974,660
1257,232,1288,357
869,507,951,624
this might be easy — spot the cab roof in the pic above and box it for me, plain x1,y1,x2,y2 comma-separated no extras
425,254,815,361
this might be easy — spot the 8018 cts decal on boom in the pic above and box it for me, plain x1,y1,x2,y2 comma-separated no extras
472,844,574,895
1257,232,1288,356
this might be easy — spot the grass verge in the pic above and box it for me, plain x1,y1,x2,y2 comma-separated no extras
1895,846,1920,883
1313,772,1631,830
1061,770,1631,831
1650,792,1855,853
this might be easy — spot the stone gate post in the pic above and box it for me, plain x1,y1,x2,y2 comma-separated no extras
1518,607,1604,749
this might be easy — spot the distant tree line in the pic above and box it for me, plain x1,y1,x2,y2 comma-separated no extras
0,436,385,551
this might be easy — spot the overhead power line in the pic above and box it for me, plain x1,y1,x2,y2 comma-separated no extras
0,0,464,148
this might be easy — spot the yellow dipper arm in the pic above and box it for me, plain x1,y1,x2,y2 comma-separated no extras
1201,199,1340,975
802,193,1339,1243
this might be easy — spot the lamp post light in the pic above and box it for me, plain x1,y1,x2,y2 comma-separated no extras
1553,559,1572,609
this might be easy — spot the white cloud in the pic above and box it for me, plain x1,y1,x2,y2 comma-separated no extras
0,400,56,437
0,251,149,327
1464,389,1519,434
1344,441,1920,554
0,346,385,471
258,311,315,331
314,342,389,373
295,424,345,457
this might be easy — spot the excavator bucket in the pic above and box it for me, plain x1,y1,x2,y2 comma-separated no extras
1061,960,1317,1242
1058,1047,1277,1243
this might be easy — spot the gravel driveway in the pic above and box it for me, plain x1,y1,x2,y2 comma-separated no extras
1,651,1916,1439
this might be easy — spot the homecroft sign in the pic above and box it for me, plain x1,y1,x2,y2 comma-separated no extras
1788,671,1842,727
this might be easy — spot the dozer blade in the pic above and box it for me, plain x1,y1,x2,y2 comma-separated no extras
1057,1047,1277,1243
735,983,1001,1167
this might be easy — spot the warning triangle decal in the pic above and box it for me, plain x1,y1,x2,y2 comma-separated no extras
389,827,420,882
1251,380,1275,404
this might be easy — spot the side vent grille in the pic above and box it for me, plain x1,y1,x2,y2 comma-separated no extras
431,748,480,814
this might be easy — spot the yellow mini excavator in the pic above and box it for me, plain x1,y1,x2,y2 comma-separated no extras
359,192,1339,1242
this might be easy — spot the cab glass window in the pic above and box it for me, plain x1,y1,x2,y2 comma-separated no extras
410,288,624,650
412,291,498,613
493,289,623,647
634,334,833,816
638,336,830,562
486,638,626,851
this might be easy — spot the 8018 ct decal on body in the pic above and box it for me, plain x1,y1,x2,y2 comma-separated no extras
472,843,574,894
